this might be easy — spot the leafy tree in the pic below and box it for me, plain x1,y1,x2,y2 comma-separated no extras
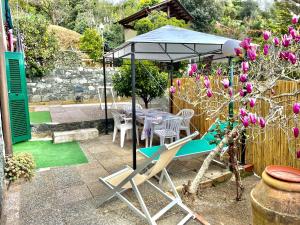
26,0,71,25
103,24,124,51
112,61,168,108
236,0,260,20
268,1,300,36
79,28,103,62
213,0,269,41
137,0,160,9
179,0,222,32
14,13,59,77
134,11,187,35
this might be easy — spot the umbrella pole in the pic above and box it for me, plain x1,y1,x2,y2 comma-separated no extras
103,56,108,135
131,44,137,169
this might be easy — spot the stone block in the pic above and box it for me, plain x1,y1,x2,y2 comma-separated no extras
53,128,99,144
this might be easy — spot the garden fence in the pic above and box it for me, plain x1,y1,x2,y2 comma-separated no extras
172,78,300,175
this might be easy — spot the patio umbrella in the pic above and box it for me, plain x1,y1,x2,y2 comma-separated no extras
103,25,240,169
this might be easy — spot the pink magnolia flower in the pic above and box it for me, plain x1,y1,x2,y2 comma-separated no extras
239,89,245,97
293,103,300,114
170,86,176,94
288,26,294,33
240,73,248,83
289,28,298,39
188,69,193,77
228,88,233,97
293,127,299,138
297,150,300,159
263,44,270,56
240,38,252,50
234,48,242,57
288,52,297,64
216,68,222,76
247,49,257,61
249,98,256,108
204,78,210,88
282,34,291,47
273,37,280,46
191,63,198,73
249,113,257,124
292,15,299,24
206,88,213,98
295,35,300,43
241,61,249,73
239,108,247,117
222,78,230,89
176,79,181,87
246,83,253,93
263,31,271,41
259,117,266,128
279,51,289,60
241,116,249,127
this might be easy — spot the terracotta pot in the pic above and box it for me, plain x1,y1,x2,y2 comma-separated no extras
251,166,300,225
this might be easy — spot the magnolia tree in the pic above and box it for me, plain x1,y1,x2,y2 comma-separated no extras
171,15,300,200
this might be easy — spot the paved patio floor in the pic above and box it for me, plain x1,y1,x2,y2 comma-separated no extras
32,104,108,123
2,134,228,225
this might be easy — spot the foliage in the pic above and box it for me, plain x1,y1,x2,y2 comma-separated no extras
15,13,59,77
54,51,82,68
79,28,103,62
179,0,222,32
213,0,267,41
103,24,124,51
137,0,160,9
26,0,72,25
268,1,300,36
134,11,187,35
48,25,81,50
112,61,168,108
4,153,35,186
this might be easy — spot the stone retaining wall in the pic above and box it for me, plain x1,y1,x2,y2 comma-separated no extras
27,67,116,102
27,66,170,111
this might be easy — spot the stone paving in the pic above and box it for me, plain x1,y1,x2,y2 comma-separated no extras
1,134,228,225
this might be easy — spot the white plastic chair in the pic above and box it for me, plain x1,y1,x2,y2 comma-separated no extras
176,109,194,136
111,111,139,148
150,117,182,146
121,103,143,111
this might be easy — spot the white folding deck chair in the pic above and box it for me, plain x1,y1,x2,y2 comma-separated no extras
98,131,199,225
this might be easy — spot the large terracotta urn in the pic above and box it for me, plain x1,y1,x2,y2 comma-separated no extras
251,165,300,225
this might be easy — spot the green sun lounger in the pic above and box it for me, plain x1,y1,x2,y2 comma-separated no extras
139,120,235,161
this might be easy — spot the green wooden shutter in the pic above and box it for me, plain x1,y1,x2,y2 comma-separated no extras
5,52,31,143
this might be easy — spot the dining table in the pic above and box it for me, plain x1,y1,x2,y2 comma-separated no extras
121,108,181,147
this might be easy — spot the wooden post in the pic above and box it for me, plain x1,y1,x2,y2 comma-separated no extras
0,0,12,155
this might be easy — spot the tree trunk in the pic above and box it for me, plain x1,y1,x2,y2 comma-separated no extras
144,100,149,109
182,126,239,197
228,143,244,201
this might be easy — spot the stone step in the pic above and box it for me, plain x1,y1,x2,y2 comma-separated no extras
53,128,99,144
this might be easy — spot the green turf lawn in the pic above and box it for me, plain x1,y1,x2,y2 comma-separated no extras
30,111,52,124
13,141,88,169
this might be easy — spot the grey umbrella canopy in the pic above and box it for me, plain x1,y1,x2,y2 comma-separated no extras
105,25,239,62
